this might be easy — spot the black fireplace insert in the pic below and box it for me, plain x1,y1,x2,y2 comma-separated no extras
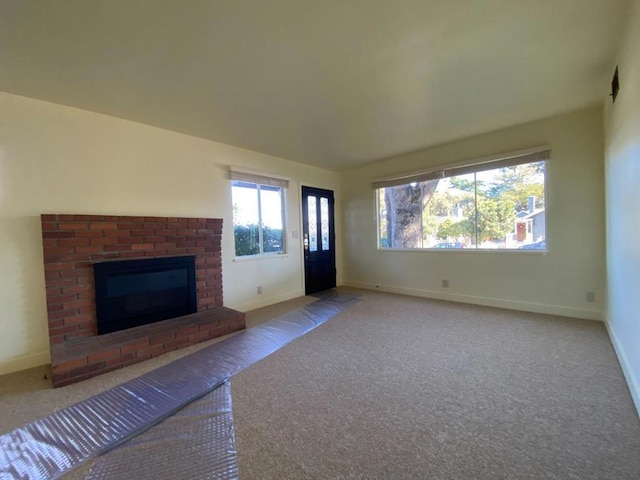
94,256,197,335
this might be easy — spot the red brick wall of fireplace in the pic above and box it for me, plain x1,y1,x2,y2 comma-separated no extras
41,214,246,387
42,214,224,344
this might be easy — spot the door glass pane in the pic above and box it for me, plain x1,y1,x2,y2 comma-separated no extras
320,197,329,251
308,196,318,252
260,185,284,253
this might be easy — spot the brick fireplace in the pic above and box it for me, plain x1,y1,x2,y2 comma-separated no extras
41,214,245,387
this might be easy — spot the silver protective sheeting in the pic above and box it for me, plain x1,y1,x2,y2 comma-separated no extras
0,294,357,480
85,381,237,480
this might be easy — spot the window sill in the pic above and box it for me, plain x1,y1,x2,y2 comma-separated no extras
233,253,289,263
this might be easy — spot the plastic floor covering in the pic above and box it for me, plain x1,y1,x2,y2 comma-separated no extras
0,293,357,480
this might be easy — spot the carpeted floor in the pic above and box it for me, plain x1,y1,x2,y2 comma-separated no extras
2,289,639,479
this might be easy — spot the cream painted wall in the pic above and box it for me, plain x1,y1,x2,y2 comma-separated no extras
604,0,640,414
0,92,341,375
341,107,606,320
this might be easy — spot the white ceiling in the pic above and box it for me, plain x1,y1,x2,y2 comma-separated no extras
0,1,630,170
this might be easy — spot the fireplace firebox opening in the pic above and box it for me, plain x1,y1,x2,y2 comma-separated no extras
94,256,198,335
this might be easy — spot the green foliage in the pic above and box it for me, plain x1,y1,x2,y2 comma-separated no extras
449,177,475,192
262,226,284,253
485,163,545,213
428,191,459,216
437,218,468,240
234,224,260,256
234,224,284,256
422,213,439,239
475,196,514,242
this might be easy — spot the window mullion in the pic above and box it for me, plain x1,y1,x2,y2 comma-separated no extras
256,185,264,254
474,173,479,248
420,186,424,248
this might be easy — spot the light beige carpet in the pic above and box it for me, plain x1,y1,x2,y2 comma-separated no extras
1,289,639,479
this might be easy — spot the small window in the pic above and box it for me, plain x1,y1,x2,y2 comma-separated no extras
376,150,548,251
231,180,285,257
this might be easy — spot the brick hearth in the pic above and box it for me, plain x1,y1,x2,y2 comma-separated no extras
41,214,245,387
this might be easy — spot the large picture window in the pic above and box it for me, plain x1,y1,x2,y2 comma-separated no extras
376,150,548,251
230,170,287,257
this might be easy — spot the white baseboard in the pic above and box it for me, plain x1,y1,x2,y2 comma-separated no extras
606,322,640,418
0,350,50,376
229,289,305,313
343,281,604,321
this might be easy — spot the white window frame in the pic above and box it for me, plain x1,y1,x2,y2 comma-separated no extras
230,168,289,258
373,147,550,252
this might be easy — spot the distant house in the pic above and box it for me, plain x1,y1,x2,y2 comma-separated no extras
515,209,545,244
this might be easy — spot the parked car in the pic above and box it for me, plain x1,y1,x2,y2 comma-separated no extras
520,240,546,250
431,242,466,249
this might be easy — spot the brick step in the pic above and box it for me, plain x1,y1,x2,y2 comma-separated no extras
50,307,245,387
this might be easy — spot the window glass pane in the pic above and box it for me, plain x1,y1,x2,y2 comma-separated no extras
232,181,260,256
495,161,546,250
308,196,318,252
425,173,475,248
320,197,329,251
260,185,284,253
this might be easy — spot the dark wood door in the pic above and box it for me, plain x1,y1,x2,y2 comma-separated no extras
302,186,336,294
